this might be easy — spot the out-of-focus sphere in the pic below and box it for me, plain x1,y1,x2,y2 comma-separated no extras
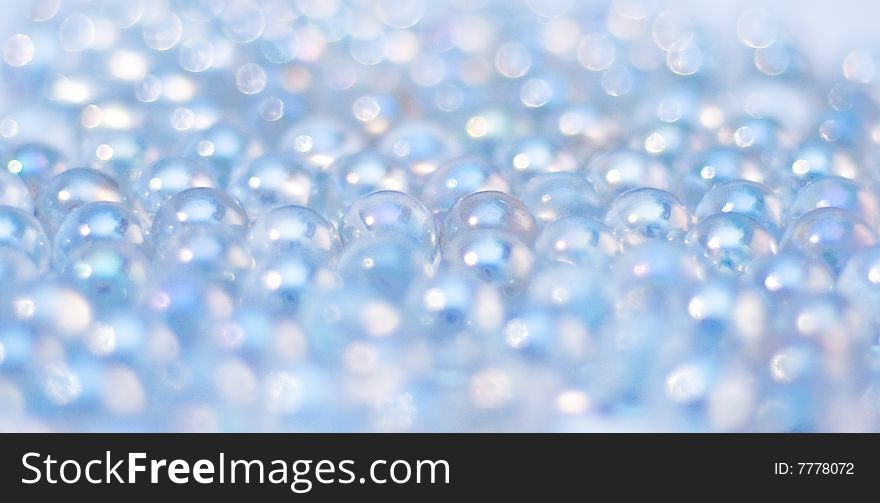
694,179,783,236
5,143,66,195
520,172,603,225
528,265,610,329
0,169,33,211
247,205,340,264
135,158,218,215
604,188,689,247
837,246,880,321
0,248,39,287
62,242,149,307
788,176,879,230
151,187,248,248
442,191,537,245
228,155,321,218
340,190,437,260
247,252,330,312
336,235,434,301
53,202,146,268
421,156,509,214
35,168,125,236
679,147,763,206
611,240,707,311
535,216,619,269
747,252,835,302
443,229,534,297
283,117,364,170
406,270,505,339
0,206,50,272
379,121,462,178
586,149,671,198
494,136,578,183
788,140,858,186
781,208,876,273
154,224,254,287
686,213,778,274
324,152,409,221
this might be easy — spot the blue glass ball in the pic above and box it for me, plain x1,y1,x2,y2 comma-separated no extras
788,176,879,229
0,206,50,272
53,202,147,269
246,252,332,312
781,208,876,273
336,235,434,301
443,229,534,298
535,215,619,269
678,147,764,206
686,213,778,274
747,252,835,303
494,136,578,183
379,121,462,179
604,188,689,247
4,143,66,195
62,242,150,308
228,155,321,218
35,168,126,236
421,156,509,214
0,168,33,211
135,158,219,216
324,152,410,221
247,205,340,264
586,148,671,198
340,190,437,260
442,190,537,246
837,246,880,321
694,179,783,236
520,172,603,226
153,224,254,289
788,140,857,186
610,240,706,311
282,117,364,170
151,187,249,249
405,269,505,340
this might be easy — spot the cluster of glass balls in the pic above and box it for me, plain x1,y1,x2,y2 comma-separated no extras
1,0,879,432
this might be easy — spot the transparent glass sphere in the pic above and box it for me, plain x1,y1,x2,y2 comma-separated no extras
535,215,619,269
379,121,462,178
143,270,238,337
494,135,578,183
442,191,537,246
788,140,858,186
35,168,126,236
153,224,254,288
604,188,689,247
0,168,33,211
681,278,767,341
151,187,249,248
837,246,880,320
7,280,93,338
299,284,405,364
324,151,409,221
0,206,50,272
282,116,364,170
340,190,437,260
788,176,879,229
678,147,764,206
686,213,778,274
335,235,434,301
520,172,603,226
747,252,835,303
246,251,331,312
135,157,218,216
610,240,707,311
247,205,339,265
227,155,321,218
4,143,66,195
778,293,868,349
61,241,149,307
694,179,783,236
443,229,534,298
421,156,509,214
0,248,39,288
528,264,610,330
781,208,876,273
405,269,505,340
53,202,147,269
585,148,671,198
